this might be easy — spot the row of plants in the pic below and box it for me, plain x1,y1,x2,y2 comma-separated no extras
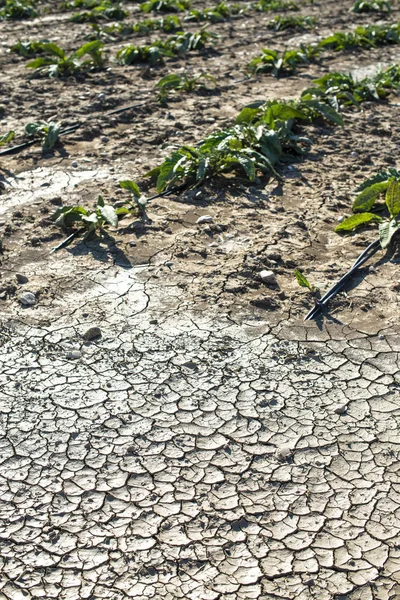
250,22,400,75
12,30,215,76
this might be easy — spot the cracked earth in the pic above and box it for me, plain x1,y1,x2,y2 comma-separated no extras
1,0,400,598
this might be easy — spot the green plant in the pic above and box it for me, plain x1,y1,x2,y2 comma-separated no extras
117,29,215,65
294,269,316,291
318,23,400,52
62,0,104,8
53,195,119,241
0,0,37,19
352,0,391,12
0,131,15,146
25,121,61,150
11,39,50,57
253,0,299,12
185,2,244,23
249,45,320,76
335,177,400,249
268,15,315,31
85,15,182,40
119,180,148,219
140,0,190,13
155,72,216,104
26,40,105,77
70,2,127,22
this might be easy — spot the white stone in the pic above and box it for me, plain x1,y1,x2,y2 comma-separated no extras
67,350,82,359
196,215,213,224
260,270,277,284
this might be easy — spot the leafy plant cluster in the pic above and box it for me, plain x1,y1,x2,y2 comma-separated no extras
11,39,50,57
250,22,400,76
267,15,315,31
155,71,216,103
116,28,215,65
185,2,244,23
352,0,391,12
253,0,299,12
52,182,148,246
249,44,320,75
86,15,182,40
307,65,400,109
0,0,37,19
25,40,105,77
140,0,190,13
25,121,61,150
145,94,343,193
335,176,400,250
69,1,127,22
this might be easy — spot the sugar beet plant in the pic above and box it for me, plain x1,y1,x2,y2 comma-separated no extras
0,0,38,19
25,121,61,150
267,15,315,31
140,0,190,13
117,29,215,65
70,2,127,23
250,22,400,76
336,177,400,250
352,0,391,12
145,96,343,193
26,41,105,77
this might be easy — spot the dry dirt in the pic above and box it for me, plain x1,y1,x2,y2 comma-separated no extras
1,0,400,599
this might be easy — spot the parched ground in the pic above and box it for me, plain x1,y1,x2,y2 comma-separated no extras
1,0,400,598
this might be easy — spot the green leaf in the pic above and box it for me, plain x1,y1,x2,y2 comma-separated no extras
120,180,141,198
0,131,14,146
379,219,400,249
294,269,312,290
352,182,388,212
26,57,55,69
235,107,262,124
385,180,400,218
41,42,66,59
43,122,60,149
155,73,182,88
98,204,118,227
303,99,344,125
335,212,382,232
74,40,103,58
97,194,105,207
25,122,44,136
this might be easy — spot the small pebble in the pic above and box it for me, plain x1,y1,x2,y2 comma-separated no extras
197,215,213,224
369,265,376,273
20,292,36,306
260,270,277,285
129,240,137,247
98,93,106,101
67,350,82,360
334,404,347,415
337,215,346,223
83,326,102,341
16,273,28,284
351,151,359,158
71,161,78,168
165,261,173,267
101,136,109,143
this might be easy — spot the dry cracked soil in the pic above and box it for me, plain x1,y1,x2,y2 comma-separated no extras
1,0,400,599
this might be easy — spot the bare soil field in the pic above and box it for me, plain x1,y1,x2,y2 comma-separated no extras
1,0,400,599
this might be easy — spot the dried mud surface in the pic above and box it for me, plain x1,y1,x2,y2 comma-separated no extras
1,0,400,599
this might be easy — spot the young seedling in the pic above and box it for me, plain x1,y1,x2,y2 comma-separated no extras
140,0,190,13
25,121,61,150
268,15,315,31
253,0,299,11
119,180,149,221
249,45,320,76
0,0,38,19
155,72,216,102
352,0,391,12
185,2,244,23
294,269,317,292
26,40,105,77
52,195,119,242
70,2,127,23
335,177,400,249
0,131,15,146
